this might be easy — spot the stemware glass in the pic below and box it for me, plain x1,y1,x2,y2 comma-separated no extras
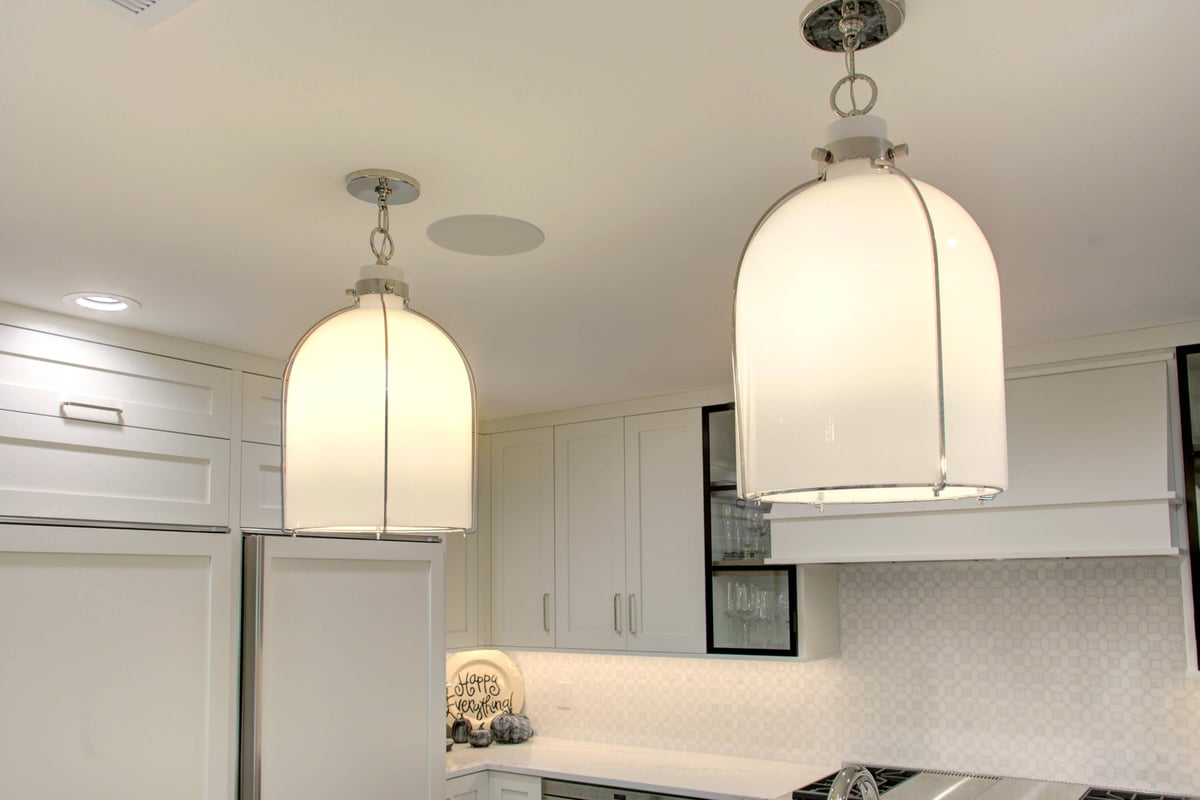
752,586,770,646
775,588,790,646
733,582,756,646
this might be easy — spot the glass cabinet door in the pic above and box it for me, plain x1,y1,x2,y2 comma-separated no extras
709,567,795,652
703,403,798,656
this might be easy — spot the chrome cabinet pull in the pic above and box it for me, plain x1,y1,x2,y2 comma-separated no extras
629,593,637,635
542,593,550,633
59,401,124,420
613,593,622,634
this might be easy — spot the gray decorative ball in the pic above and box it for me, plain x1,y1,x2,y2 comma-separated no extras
489,713,534,744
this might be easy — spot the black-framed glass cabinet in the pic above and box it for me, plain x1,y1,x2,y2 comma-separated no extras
1177,345,1200,670
702,403,798,656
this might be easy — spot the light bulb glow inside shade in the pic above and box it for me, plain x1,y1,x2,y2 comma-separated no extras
62,292,141,312
282,294,475,533
733,161,1007,504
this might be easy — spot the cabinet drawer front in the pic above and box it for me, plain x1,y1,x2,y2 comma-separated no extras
0,324,232,438
0,524,234,800
242,373,282,445
0,409,230,526
241,442,282,529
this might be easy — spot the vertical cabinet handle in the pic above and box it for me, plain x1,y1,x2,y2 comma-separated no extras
543,593,550,633
628,593,637,635
613,593,622,634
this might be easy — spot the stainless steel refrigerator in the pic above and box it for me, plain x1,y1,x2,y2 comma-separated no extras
239,532,444,800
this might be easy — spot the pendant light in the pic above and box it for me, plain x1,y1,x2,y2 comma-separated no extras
282,170,475,535
733,0,1007,505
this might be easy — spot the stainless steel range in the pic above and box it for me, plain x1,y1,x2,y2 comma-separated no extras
791,766,1198,800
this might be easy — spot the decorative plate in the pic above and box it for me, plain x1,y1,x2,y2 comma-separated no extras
445,649,525,728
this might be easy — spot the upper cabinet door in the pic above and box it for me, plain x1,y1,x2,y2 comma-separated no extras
447,435,490,650
241,373,282,446
624,408,706,654
554,418,626,650
490,427,556,648
240,442,282,530
0,324,232,438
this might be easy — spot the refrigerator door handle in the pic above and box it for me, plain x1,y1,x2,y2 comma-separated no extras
543,592,550,633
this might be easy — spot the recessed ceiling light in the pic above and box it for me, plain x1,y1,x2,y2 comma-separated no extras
427,215,545,256
62,292,142,312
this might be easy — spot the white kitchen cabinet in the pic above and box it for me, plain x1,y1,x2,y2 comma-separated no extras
488,410,707,654
446,771,489,800
490,427,556,648
446,528,480,649
0,524,236,800
240,442,282,530
554,411,707,653
0,322,232,438
0,408,231,526
770,358,1186,562
241,372,282,445
624,408,706,653
554,417,627,650
490,772,541,800
448,434,491,649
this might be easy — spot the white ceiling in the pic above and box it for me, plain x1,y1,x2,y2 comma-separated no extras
2,1,1199,420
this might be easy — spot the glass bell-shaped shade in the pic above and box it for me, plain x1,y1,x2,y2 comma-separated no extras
282,293,475,533
733,155,1007,504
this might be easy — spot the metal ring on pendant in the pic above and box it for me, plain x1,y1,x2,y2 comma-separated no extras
370,226,395,265
830,73,878,117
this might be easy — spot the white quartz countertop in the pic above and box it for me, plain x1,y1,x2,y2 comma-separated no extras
445,736,836,800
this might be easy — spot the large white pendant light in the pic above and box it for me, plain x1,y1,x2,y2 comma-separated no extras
733,0,1007,505
283,170,475,535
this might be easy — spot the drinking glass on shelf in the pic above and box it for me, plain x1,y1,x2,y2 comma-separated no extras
775,588,789,646
723,580,737,640
721,504,740,560
735,582,757,646
723,580,753,646
752,586,770,647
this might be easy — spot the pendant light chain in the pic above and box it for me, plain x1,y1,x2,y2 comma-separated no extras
369,178,396,266
830,0,878,117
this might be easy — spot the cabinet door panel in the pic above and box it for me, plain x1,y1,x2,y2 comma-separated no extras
240,442,282,530
446,771,489,800
554,418,626,650
253,536,443,800
0,525,235,800
625,409,706,653
445,529,479,648
0,408,230,526
241,373,282,446
448,434,488,649
490,428,556,648
489,772,540,800
0,324,232,438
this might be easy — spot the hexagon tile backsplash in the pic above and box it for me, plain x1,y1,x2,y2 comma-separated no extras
508,557,1200,795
